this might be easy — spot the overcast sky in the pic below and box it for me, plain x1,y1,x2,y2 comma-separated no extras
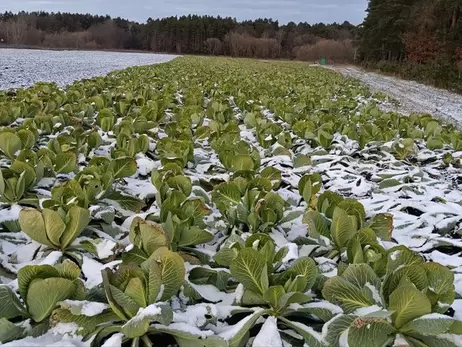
0,0,368,24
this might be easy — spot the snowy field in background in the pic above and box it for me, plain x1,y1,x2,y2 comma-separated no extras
0,49,176,90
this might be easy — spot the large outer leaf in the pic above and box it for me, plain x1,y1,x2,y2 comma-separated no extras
230,248,268,295
42,209,66,248
130,218,168,255
101,269,130,321
263,286,286,311
109,157,137,179
151,247,185,301
231,154,254,172
406,334,462,347
289,257,318,291
0,318,25,343
19,209,53,247
212,181,241,213
60,206,90,249
143,259,162,304
386,246,424,274
422,262,455,312
324,314,356,347
383,264,428,300
124,277,147,308
303,210,330,239
347,317,396,347
0,286,27,319
367,213,393,241
331,207,356,249
337,199,366,228
180,198,212,224
55,152,77,174
10,160,36,190
178,226,214,247
279,317,325,347
400,314,455,335
27,277,76,322
261,167,282,189
322,265,379,313
0,132,22,159
104,190,145,213
341,263,381,291
108,283,141,318
166,175,193,197
389,281,432,329
17,264,60,301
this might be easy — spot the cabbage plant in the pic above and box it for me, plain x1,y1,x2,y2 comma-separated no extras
322,251,462,346
0,261,84,343
53,248,187,347
19,206,90,251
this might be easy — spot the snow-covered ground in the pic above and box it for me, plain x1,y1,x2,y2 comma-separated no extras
328,65,462,127
0,49,176,90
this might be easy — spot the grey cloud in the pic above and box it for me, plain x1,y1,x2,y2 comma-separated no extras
0,0,367,24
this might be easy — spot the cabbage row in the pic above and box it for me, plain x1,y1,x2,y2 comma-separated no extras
0,57,462,347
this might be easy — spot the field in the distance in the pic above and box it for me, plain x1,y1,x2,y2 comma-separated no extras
0,48,175,90
0,56,462,347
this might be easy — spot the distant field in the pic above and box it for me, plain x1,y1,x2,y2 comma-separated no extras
0,48,175,90
1,56,462,346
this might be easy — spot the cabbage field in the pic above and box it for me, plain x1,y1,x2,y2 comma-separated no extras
1,56,462,347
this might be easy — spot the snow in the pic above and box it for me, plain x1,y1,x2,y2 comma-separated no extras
81,256,103,288
39,251,63,265
219,310,263,341
126,303,162,324
281,243,299,263
188,281,234,304
428,250,462,268
155,323,214,339
339,329,350,347
3,52,462,347
253,317,283,347
353,305,385,316
122,178,157,200
453,300,462,321
95,239,117,259
136,156,158,176
414,313,455,320
59,300,108,317
364,283,382,305
173,304,217,328
0,49,176,90
101,333,123,347
2,324,86,347
0,205,21,222
156,284,165,302
235,283,245,304
303,302,343,315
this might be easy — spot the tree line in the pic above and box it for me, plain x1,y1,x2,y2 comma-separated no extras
0,11,356,62
358,0,462,92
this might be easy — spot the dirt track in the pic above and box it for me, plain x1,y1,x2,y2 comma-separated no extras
328,65,462,128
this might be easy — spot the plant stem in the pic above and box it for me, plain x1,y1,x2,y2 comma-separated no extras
141,334,152,347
